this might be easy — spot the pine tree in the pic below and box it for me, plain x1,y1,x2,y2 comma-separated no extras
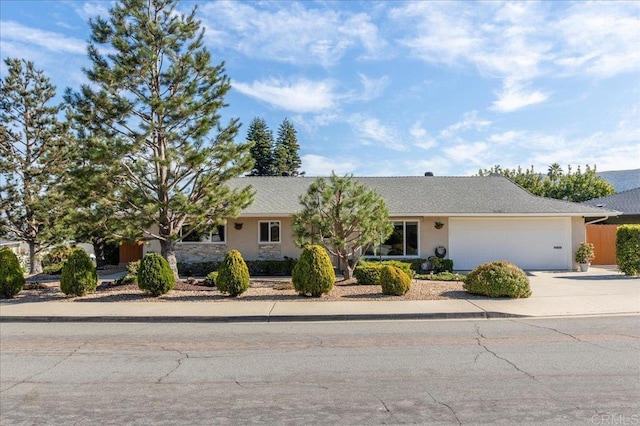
65,0,254,278
274,118,302,176
247,117,275,176
293,173,393,280
0,58,71,274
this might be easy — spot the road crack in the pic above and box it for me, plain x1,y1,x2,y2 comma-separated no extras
0,342,88,394
517,320,626,352
425,390,461,425
475,323,536,381
156,346,189,384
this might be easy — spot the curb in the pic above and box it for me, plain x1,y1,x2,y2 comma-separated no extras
0,311,526,323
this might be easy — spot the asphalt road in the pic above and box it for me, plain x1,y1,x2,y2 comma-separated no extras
1,316,639,425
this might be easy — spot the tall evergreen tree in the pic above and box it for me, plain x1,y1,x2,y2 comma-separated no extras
247,117,275,176
0,58,70,274
274,118,302,176
65,0,254,278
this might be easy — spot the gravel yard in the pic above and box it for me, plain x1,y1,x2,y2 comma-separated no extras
5,272,477,303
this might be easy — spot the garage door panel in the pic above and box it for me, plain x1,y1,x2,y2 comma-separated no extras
449,218,571,270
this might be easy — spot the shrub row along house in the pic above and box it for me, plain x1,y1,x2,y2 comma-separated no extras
143,175,619,271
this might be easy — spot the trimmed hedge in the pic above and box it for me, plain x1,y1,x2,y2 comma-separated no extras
292,245,335,297
137,253,175,296
0,247,25,298
463,261,531,298
60,249,98,297
178,259,296,277
380,265,411,296
616,225,640,276
216,250,250,297
354,260,413,285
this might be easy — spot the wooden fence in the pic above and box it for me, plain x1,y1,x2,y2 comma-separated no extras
119,241,143,263
586,224,618,265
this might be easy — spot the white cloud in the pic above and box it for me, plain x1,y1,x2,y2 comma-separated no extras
348,114,407,151
488,131,526,145
491,80,550,112
443,142,490,167
73,1,112,20
233,78,340,113
301,154,356,176
410,121,436,150
0,21,86,54
390,2,639,112
356,74,389,101
199,1,388,67
439,111,491,139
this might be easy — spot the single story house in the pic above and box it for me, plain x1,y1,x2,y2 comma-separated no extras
144,175,618,271
582,188,640,225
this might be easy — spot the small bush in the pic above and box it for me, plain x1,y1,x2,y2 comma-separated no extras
380,265,411,296
0,248,26,298
354,260,413,285
137,253,175,296
216,250,250,296
463,261,531,298
60,249,98,296
203,271,218,287
177,261,220,277
430,258,454,273
616,225,640,276
292,245,335,297
43,262,65,275
416,271,466,281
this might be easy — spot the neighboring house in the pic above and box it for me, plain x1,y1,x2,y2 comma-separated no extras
144,175,618,271
582,188,640,225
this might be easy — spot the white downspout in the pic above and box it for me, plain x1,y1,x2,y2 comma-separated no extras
585,216,610,225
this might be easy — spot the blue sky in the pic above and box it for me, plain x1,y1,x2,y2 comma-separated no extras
1,1,639,176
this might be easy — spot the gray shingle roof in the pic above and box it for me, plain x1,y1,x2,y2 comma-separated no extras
228,176,617,217
583,188,640,216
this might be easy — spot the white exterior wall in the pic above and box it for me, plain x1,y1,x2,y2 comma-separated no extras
449,217,573,270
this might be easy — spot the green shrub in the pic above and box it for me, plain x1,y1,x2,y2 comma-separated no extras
416,271,466,281
60,249,98,296
245,259,297,276
43,262,65,275
0,248,26,298
114,260,141,285
203,271,218,287
177,261,220,277
292,245,335,297
463,261,531,298
216,250,250,297
616,225,640,276
137,253,175,296
354,260,413,285
430,258,454,273
380,265,411,296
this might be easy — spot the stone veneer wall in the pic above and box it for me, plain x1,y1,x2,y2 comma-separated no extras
258,243,281,260
176,244,228,263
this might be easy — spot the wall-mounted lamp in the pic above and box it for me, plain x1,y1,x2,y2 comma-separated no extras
434,221,444,230
234,222,244,230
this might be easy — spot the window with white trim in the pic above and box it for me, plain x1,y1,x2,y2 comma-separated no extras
365,221,418,257
259,221,280,243
179,224,225,243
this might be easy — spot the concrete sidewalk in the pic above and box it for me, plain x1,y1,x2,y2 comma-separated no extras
1,267,638,322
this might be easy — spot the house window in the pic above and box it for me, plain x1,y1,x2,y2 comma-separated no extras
365,221,419,257
179,224,225,243
259,221,280,243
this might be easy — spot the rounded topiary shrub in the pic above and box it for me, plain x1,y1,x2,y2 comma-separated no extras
463,261,531,298
380,265,411,296
60,249,98,296
292,245,335,297
216,250,250,297
137,253,175,297
0,247,26,298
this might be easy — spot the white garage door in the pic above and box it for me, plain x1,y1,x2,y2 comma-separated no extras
449,217,571,270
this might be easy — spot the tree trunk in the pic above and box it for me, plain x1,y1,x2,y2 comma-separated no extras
341,256,353,280
160,239,179,281
28,241,42,275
